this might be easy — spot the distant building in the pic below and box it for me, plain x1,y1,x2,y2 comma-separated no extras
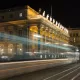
68,28,80,48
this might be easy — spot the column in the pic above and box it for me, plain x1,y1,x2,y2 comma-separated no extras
38,24,40,52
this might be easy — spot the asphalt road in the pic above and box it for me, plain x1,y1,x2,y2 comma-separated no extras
2,62,80,80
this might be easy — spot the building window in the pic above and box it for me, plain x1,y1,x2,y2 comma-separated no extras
76,33,78,37
17,44,23,55
9,31,13,35
0,44,4,55
19,30,22,36
8,44,13,55
1,16,4,19
19,13,22,17
10,14,13,18
73,33,75,37
70,34,72,37
0,32,4,40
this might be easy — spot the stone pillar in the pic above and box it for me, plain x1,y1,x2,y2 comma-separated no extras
25,24,30,53
37,24,41,52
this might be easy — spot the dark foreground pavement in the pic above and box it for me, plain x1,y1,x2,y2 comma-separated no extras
2,62,80,80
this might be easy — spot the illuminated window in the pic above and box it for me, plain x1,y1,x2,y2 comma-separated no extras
45,55,47,58
17,44,23,55
40,55,42,58
8,44,13,54
0,44,4,55
52,55,53,58
19,13,22,17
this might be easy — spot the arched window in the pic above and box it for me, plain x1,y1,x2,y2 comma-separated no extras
8,44,13,55
0,44,4,55
17,44,23,55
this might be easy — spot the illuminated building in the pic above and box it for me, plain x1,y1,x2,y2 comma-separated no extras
0,5,71,60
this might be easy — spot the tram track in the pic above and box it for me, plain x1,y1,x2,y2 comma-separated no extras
43,63,80,80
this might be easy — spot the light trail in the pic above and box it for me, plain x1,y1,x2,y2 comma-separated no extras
0,59,68,65
0,32,71,51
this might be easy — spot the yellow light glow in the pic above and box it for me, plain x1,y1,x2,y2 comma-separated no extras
30,26,38,33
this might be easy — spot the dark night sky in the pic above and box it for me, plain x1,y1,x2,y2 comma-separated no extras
0,0,80,28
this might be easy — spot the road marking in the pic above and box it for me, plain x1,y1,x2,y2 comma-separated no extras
57,66,80,80
71,72,80,80
43,64,80,80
